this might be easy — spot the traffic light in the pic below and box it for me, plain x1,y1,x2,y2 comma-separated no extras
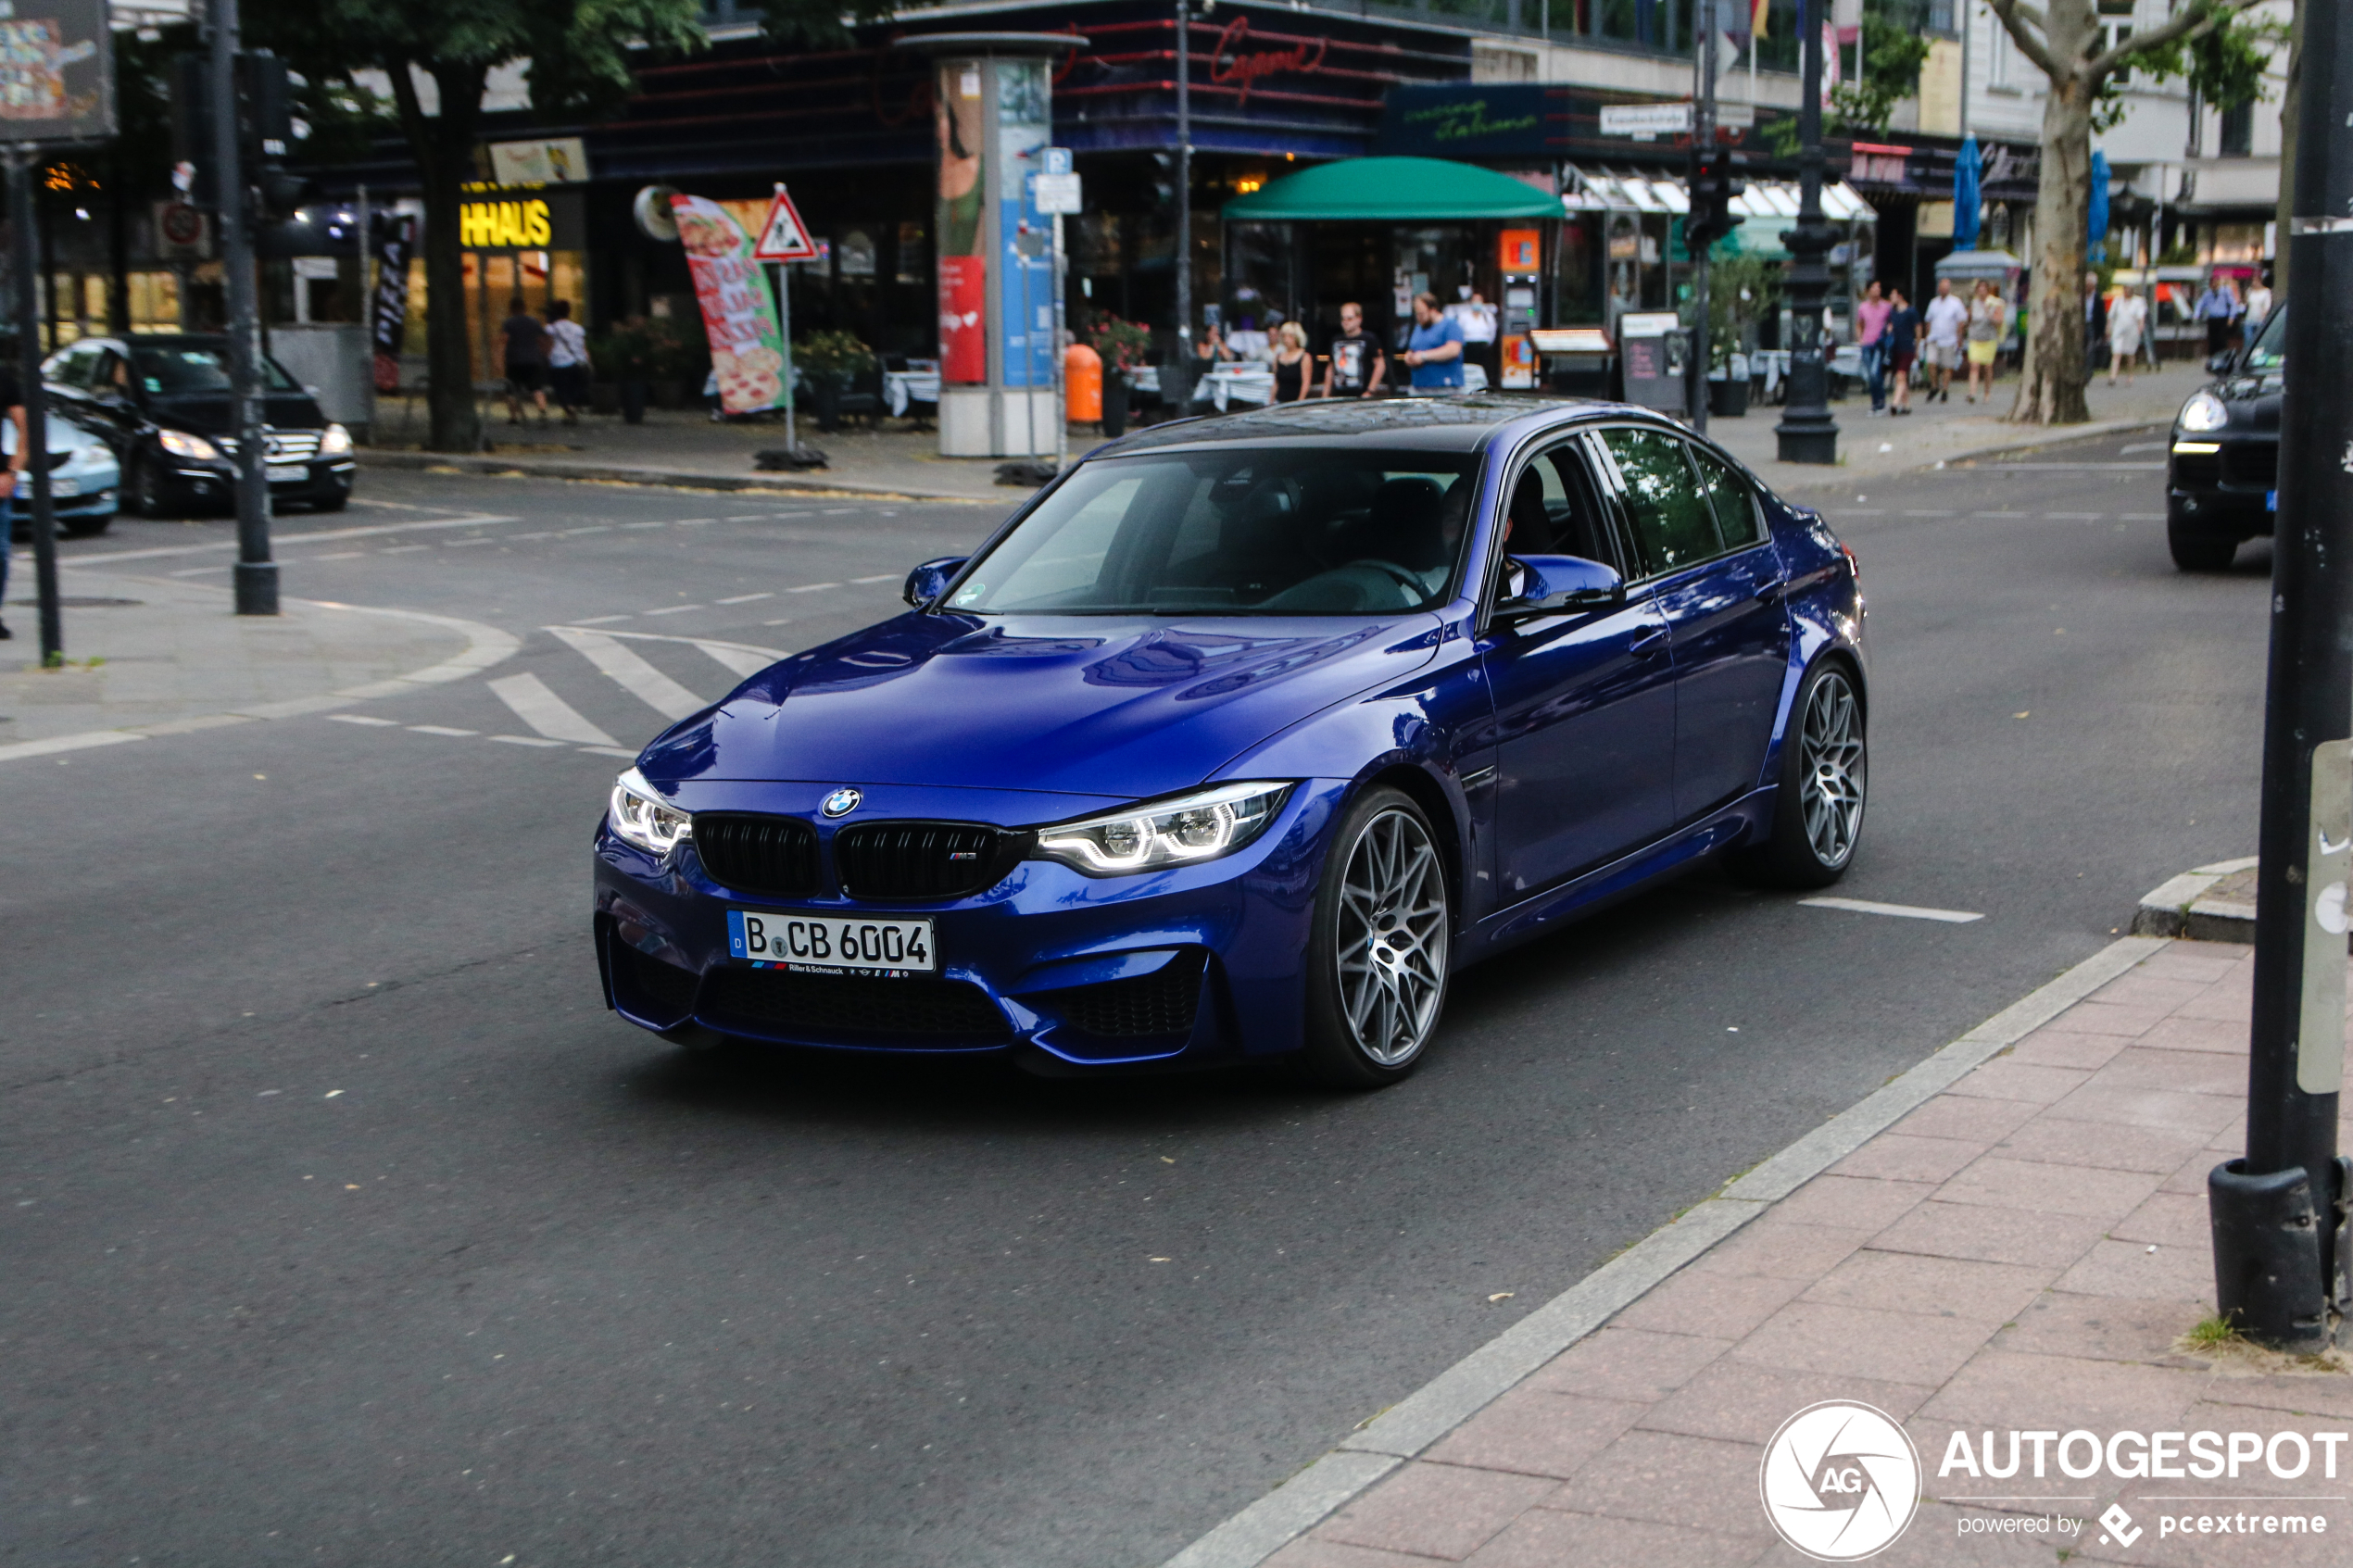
166,50,311,220
1151,149,1176,207
1685,147,1747,254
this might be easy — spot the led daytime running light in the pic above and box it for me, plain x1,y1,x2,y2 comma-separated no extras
608,767,694,857
1034,782,1292,875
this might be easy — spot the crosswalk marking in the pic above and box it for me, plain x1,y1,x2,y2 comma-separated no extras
488,671,620,746
547,627,706,721
851,574,898,584
550,626,789,680
1800,896,1984,923
716,592,773,605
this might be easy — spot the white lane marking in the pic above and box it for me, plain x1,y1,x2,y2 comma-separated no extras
407,724,478,737
489,734,567,748
2043,511,2104,520
1800,896,1984,923
546,626,705,721
674,519,711,527
63,513,520,566
327,714,399,727
170,565,227,575
488,671,620,747
642,604,703,616
571,613,632,625
716,592,773,605
562,525,612,535
1984,461,2165,471
724,513,769,521
787,582,839,594
377,545,430,555
774,510,812,518
850,574,898,584
2120,511,2167,521
621,521,668,531
2118,442,2170,456
0,729,145,762
1970,511,2029,519
304,550,367,560
762,618,793,626
822,508,856,515
444,537,494,547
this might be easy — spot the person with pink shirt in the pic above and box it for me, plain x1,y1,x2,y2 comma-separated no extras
1856,281,1894,415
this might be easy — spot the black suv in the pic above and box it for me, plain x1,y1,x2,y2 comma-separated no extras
42,334,356,517
2165,307,2282,571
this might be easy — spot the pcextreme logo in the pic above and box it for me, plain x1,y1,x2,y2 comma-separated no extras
1760,1401,1924,1561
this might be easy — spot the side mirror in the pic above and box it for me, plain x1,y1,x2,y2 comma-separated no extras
2206,351,2236,377
903,556,969,608
1497,554,1626,621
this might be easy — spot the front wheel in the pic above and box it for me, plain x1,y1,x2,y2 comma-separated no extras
1737,659,1868,889
2166,500,2238,571
1298,786,1452,1088
131,452,175,518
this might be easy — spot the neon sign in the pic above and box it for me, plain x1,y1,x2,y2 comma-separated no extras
1209,17,1327,107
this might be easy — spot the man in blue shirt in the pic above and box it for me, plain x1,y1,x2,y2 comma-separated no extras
1400,292,1465,392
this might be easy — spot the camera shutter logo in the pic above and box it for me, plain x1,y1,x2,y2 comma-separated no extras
1760,1401,1922,1561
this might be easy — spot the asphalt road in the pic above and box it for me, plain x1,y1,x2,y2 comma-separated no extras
3,428,2271,1567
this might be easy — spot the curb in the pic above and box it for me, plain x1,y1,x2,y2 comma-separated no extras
2131,856,2259,944
1160,933,2170,1568
0,588,521,765
1760,417,2171,498
355,447,992,504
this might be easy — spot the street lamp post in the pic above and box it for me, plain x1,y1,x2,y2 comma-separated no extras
209,0,275,615
1172,0,1193,411
2208,0,2353,1351
1774,0,1837,465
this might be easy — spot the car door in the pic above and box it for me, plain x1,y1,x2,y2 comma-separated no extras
1478,432,1677,901
1592,426,1791,824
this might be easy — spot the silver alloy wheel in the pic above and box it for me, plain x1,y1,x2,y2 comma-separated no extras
1335,807,1449,1067
1799,669,1867,869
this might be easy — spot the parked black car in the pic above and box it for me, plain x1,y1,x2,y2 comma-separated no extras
2165,307,2282,571
41,334,356,517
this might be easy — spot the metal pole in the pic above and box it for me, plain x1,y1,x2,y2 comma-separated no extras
1692,0,1717,436
10,147,60,663
1174,0,1192,398
1053,209,1067,472
1774,0,1838,464
355,182,373,436
211,0,274,614
2209,0,2353,1352
779,261,795,457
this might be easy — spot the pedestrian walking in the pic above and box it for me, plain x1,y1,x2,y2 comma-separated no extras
544,300,589,426
2106,286,2147,385
1270,321,1311,403
1882,287,1919,415
501,297,549,425
1856,281,1892,414
0,340,21,641
1320,302,1389,398
1964,280,2005,402
2244,272,2272,330
1922,276,1967,403
2082,270,2108,378
1399,292,1466,392
2193,272,2237,358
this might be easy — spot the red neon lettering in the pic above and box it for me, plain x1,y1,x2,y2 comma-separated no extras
1208,16,1327,107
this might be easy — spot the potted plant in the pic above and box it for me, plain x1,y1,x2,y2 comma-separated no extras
794,330,877,432
600,320,661,424
1089,315,1153,437
1688,253,1780,418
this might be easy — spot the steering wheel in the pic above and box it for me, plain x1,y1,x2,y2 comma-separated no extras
1354,559,1428,601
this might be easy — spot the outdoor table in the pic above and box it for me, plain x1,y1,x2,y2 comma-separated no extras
884,363,940,418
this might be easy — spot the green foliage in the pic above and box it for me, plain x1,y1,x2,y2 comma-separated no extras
596,316,706,383
1682,252,1783,368
794,329,876,387
749,0,899,46
2094,1,2285,132
1830,11,1933,138
2183,1313,2243,1348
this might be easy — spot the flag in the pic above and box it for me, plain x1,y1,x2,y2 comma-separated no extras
1754,0,1770,37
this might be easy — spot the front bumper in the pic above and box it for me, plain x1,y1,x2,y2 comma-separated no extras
2168,433,2277,536
591,779,1347,1068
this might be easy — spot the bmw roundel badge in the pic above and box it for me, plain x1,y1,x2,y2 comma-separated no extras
822,786,863,819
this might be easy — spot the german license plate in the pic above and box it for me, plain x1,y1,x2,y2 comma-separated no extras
267,462,307,483
726,909,935,975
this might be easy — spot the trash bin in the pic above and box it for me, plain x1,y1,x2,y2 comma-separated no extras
1617,312,1687,416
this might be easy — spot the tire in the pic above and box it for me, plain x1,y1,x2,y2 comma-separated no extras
131,452,174,519
308,493,348,514
2167,500,2238,571
1737,659,1868,889
1297,785,1452,1088
58,514,111,538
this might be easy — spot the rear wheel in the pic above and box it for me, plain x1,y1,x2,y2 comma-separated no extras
1298,786,1451,1088
2167,500,2239,571
131,452,174,518
58,513,111,538
1737,659,1868,889
308,493,348,513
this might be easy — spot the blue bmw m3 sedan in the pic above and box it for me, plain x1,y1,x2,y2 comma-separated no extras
594,396,1867,1085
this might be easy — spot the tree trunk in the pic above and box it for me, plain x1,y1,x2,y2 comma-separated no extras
388,58,487,453
2009,73,2096,425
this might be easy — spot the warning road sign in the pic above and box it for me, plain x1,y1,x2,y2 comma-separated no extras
753,185,818,261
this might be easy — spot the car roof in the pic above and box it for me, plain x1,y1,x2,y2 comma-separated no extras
1092,394,1664,457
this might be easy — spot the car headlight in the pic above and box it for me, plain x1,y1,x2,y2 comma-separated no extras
2177,392,2230,433
320,422,353,457
608,767,693,857
158,429,220,460
1033,781,1292,876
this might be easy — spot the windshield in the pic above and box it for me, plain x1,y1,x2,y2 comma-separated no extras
131,345,300,396
2243,307,2285,372
945,447,1483,616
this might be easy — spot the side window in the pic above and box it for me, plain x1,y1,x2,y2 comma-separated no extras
47,344,96,389
1598,427,1721,577
1688,445,1766,549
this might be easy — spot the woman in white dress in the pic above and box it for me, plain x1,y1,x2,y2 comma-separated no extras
2106,289,2147,386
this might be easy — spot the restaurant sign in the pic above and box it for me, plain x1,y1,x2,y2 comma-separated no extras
456,186,585,253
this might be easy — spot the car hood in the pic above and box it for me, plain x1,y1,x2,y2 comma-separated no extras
2212,372,2282,433
149,393,325,438
641,610,1447,799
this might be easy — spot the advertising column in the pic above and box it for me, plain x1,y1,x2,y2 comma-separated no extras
933,48,1061,457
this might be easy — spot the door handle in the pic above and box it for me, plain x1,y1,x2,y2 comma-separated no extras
1629,627,1668,659
1753,576,1789,603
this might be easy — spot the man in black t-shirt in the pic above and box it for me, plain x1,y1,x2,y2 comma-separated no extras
0,355,20,641
1320,302,1388,398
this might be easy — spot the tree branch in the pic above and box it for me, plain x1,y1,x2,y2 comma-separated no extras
2090,0,2264,82
1984,0,2066,85
383,56,436,188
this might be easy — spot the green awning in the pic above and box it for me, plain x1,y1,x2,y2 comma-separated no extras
1222,157,1562,222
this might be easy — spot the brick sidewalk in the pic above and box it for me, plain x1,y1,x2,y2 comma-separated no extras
1246,940,2353,1568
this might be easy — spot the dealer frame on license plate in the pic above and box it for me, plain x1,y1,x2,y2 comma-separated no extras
726,909,936,976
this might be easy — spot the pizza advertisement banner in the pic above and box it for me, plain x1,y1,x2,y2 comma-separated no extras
669,193,788,416
370,216,416,394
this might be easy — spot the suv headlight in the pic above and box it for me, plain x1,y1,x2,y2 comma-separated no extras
608,767,693,857
2177,391,2230,433
158,428,220,460
320,422,353,457
1032,781,1292,876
